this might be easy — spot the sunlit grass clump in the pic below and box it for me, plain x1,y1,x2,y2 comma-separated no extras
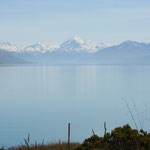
7,135,79,150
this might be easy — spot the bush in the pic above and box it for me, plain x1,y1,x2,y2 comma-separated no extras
75,124,150,150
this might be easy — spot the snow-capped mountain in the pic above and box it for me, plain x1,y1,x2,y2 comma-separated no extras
58,36,107,53
91,40,150,65
96,40,150,58
0,37,150,65
0,42,23,52
0,36,107,53
24,42,59,53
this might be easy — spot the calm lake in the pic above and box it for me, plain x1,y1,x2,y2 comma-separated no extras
0,65,150,146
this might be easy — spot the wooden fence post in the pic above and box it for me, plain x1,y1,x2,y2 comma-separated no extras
68,123,70,150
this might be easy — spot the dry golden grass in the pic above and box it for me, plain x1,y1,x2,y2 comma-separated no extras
7,135,79,150
8,142,79,150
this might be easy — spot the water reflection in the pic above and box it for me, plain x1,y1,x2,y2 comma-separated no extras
0,65,150,146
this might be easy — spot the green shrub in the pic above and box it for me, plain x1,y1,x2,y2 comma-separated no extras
75,124,150,150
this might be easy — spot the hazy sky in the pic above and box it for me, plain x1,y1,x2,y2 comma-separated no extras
0,0,150,45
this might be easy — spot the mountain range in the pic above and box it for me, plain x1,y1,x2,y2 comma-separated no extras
0,36,150,65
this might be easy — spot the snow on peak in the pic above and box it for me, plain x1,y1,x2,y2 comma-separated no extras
0,42,23,52
24,42,47,53
59,36,105,53
0,37,109,53
24,42,59,53
0,42,11,46
71,36,84,44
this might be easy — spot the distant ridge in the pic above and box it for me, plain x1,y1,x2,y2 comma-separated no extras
0,49,27,64
0,36,109,53
0,37,150,65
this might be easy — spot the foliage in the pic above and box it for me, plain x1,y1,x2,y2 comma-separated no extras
75,124,150,150
8,135,79,150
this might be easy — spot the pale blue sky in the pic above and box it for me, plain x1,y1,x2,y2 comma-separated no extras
0,0,150,45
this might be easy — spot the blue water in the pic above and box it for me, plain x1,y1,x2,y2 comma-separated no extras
0,65,150,147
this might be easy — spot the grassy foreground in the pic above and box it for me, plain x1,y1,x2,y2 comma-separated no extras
7,142,79,150
2,124,150,150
